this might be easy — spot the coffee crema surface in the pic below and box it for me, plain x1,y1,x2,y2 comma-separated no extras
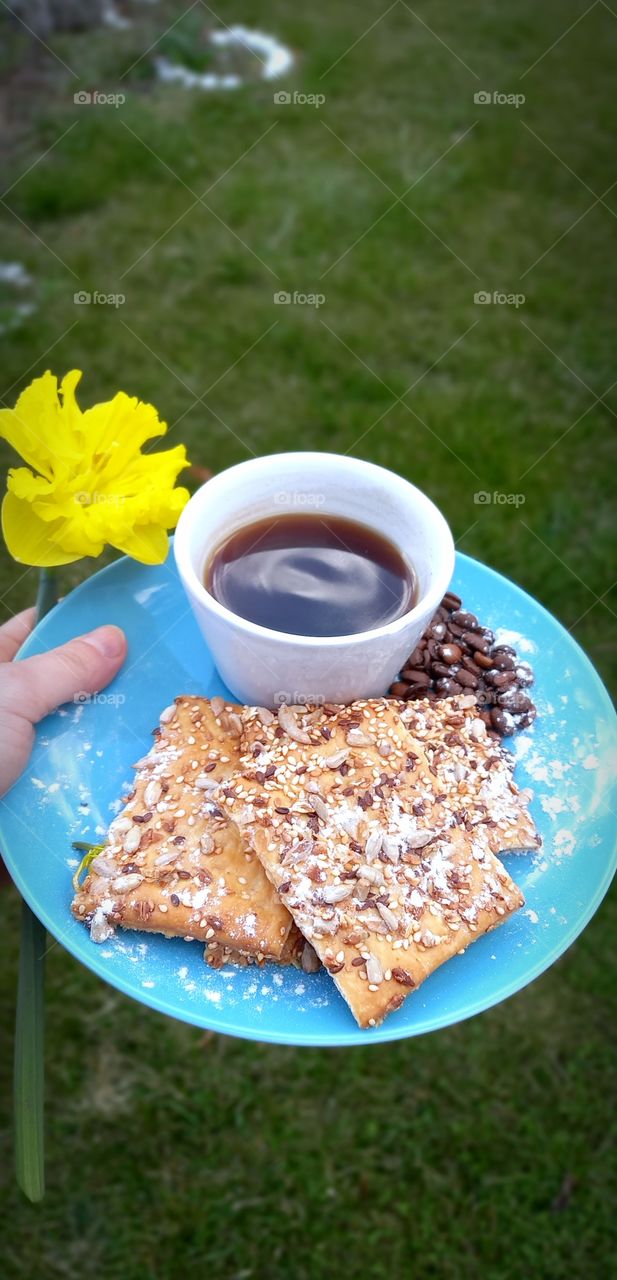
205,513,417,637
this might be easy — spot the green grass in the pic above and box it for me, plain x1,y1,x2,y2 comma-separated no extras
0,2,615,1275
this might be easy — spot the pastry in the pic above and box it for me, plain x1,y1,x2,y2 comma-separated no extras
223,697,531,1027
71,695,296,962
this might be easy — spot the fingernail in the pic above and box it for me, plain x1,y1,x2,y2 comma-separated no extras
83,625,126,660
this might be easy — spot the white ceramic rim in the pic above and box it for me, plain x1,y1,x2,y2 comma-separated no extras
174,452,455,649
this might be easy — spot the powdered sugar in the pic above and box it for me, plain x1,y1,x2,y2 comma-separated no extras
494,627,537,654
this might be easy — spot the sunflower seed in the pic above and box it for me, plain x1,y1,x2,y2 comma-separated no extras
210,696,225,716
89,855,118,878
376,901,399,932
199,833,215,855
256,706,275,726
367,918,389,935
346,728,373,746
194,774,219,791
325,748,350,769
144,779,162,808
357,864,384,885
378,739,393,757
404,830,436,850
109,815,133,838
380,835,400,863
285,835,314,864
322,883,353,904
159,704,177,724
111,873,143,893
365,953,383,984
221,711,242,737
278,704,311,743
122,826,142,854
336,809,360,837
307,794,329,822
154,849,179,867
364,830,384,862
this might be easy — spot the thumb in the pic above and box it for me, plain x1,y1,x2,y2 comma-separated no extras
8,625,127,724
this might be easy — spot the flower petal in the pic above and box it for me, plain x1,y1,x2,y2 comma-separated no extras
6,466,54,502
58,369,84,439
110,522,171,564
1,492,83,566
0,372,62,478
79,393,168,476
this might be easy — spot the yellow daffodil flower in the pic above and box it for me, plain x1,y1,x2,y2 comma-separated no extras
0,369,190,565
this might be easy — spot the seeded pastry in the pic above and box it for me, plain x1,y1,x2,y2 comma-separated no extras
398,694,541,854
223,698,529,1028
71,696,297,963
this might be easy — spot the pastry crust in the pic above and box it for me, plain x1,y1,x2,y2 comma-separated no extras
398,695,540,854
223,697,531,1028
71,696,295,961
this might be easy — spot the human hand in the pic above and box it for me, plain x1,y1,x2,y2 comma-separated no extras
0,609,127,797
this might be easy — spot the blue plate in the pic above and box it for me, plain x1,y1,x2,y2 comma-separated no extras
1,549,615,1045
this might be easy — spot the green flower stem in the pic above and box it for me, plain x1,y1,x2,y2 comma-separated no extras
14,567,59,1202
14,902,47,1202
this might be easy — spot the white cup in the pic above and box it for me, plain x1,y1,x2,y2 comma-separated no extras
173,452,455,705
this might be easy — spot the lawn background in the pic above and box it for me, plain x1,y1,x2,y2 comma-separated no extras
0,2,615,1277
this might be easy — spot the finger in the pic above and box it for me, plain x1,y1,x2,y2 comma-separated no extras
6,624,127,723
0,607,37,663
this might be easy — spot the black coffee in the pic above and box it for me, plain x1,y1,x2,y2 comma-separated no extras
205,513,416,637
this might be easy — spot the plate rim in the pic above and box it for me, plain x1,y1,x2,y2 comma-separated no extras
1,547,616,1046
